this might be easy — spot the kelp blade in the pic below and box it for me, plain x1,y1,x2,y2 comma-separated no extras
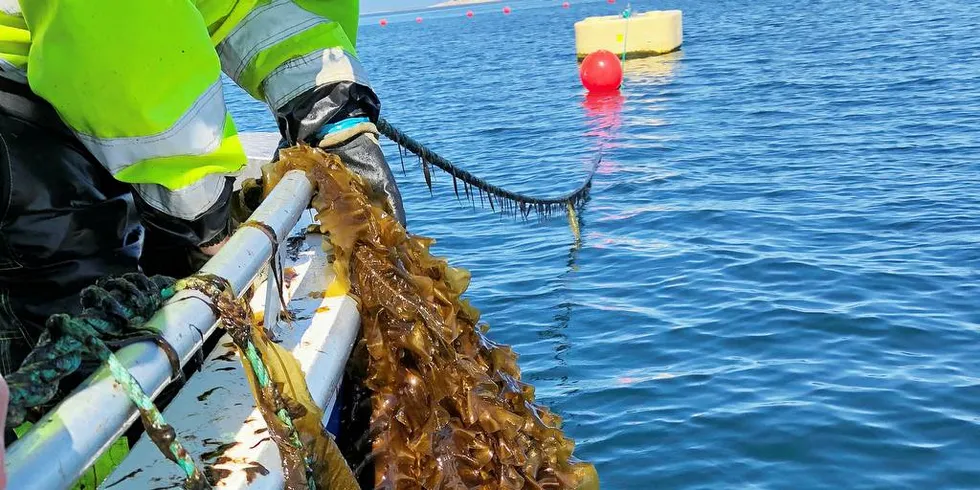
264,146,599,490
179,273,360,490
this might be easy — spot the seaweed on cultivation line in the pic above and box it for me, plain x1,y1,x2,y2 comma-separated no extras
246,146,600,489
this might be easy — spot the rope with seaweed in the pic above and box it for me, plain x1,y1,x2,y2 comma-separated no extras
5,131,601,489
4,273,212,489
4,273,175,425
262,146,601,489
378,117,599,225
173,273,359,490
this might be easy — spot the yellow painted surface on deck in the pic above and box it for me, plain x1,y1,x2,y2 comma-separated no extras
575,10,683,59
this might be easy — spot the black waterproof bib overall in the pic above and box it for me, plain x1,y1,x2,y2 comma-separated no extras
0,79,143,374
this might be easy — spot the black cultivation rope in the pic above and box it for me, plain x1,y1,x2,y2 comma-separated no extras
377,117,600,218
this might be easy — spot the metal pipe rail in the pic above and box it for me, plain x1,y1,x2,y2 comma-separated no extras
5,170,314,490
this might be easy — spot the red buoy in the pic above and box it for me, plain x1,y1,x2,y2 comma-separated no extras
562,1,571,7
503,6,512,14
379,18,388,26
607,0,615,3
580,50,623,94
416,16,423,23
466,10,474,18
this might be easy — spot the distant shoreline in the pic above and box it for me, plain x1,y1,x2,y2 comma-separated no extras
363,0,510,16
430,0,504,8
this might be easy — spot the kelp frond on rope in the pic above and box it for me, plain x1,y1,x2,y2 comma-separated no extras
377,117,600,220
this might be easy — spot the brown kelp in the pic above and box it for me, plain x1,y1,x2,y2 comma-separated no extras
259,146,599,490
174,273,360,490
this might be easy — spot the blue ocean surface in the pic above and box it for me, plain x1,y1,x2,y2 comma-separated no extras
226,0,980,487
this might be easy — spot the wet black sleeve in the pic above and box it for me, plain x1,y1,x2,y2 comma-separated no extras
134,177,234,277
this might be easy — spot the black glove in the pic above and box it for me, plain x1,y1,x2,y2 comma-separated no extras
318,130,406,226
274,82,406,226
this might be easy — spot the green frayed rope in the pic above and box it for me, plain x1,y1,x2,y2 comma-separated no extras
175,274,317,489
64,314,210,489
5,273,173,426
5,273,211,489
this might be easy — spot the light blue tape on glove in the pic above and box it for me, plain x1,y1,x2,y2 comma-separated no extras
314,117,371,141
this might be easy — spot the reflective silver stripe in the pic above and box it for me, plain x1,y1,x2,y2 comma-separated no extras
217,0,329,85
261,47,370,110
0,0,20,16
0,59,26,84
72,79,228,176
135,174,226,221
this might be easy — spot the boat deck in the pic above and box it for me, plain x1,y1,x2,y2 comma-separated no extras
101,214,360,489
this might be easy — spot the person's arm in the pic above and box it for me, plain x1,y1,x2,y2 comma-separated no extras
200,0,367,140
201,0,405,223
20,0,247,248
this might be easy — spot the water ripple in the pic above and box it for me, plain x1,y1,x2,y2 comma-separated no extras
228,0,980,487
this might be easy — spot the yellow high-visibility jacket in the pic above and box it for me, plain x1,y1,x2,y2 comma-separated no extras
0,0,368,220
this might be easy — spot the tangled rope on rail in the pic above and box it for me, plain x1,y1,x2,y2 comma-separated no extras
5,273,213,488
4,273,175,426
378,117,600,219
174,273,359,490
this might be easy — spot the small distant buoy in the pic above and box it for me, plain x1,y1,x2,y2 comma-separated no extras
503,6,512,14
379,18,388,26
416,16,423,23
607,0,616,3
562,1,571,8
579,50,623,94
466,10,474,18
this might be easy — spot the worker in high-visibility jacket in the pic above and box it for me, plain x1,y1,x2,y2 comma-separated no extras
0,1,404,374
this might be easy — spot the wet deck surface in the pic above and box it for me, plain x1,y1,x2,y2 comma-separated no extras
102,218,360,489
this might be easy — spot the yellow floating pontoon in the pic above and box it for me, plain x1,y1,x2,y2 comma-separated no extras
575,10,683,60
